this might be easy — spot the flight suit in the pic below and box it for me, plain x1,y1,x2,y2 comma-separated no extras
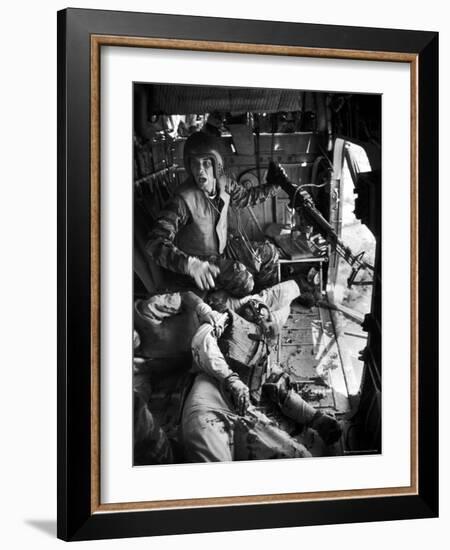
146,175,280,295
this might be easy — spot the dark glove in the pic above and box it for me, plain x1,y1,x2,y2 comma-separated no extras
266,160,291,193
294,268,321,309
310,411,342,446
223,373,250,416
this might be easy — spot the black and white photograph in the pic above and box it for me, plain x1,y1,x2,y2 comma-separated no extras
132,83,381,465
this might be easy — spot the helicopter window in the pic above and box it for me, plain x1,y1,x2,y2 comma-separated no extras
333,144,375,315
327,141,377,396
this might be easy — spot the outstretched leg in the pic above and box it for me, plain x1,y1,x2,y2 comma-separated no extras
181,374,237,462
263,373,342,446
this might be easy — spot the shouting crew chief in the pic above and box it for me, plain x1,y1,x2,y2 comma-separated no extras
146,131,288,296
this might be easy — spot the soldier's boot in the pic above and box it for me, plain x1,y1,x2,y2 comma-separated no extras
264,373,342,446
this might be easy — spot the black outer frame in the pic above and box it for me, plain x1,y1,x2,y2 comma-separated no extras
57,8,438,541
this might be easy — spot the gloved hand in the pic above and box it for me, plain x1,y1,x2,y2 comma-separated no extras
186,257,220,291
294,269,322,309
310,411,342,446
223,373,250,416
266,160,290,193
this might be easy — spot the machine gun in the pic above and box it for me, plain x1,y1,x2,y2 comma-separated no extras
272,164,374,288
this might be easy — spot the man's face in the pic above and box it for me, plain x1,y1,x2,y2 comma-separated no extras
240,300,271,324
190,156,216,195
239,300,279,342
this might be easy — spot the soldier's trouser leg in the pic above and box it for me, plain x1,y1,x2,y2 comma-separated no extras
279,390,317,425
182,409,236,462
182,375,311,461
181,374,236,462
263,373,342,446
281,391,342,445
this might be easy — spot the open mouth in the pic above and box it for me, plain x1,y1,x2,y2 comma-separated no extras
198,177,207,184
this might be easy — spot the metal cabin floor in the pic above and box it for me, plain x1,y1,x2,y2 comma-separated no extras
271,300,354,457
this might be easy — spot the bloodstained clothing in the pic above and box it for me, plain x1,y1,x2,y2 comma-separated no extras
181,280,313,462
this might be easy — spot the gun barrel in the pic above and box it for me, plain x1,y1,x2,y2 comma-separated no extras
283,178,369,272
287,183,338,243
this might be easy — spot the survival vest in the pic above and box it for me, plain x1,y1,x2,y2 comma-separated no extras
175,179,230,257
218,309,270,403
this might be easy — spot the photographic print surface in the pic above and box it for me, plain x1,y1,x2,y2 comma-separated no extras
133,83,381,465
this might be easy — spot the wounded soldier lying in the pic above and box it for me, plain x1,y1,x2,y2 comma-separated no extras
181,280,342,462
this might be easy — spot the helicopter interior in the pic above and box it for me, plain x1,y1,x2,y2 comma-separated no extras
133,82,381,464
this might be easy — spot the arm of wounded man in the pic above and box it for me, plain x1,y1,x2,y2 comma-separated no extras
181,293,224,326
145,196,192,274
191,315,233,382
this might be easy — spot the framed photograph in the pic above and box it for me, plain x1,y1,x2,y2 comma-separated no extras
57,8,438,541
